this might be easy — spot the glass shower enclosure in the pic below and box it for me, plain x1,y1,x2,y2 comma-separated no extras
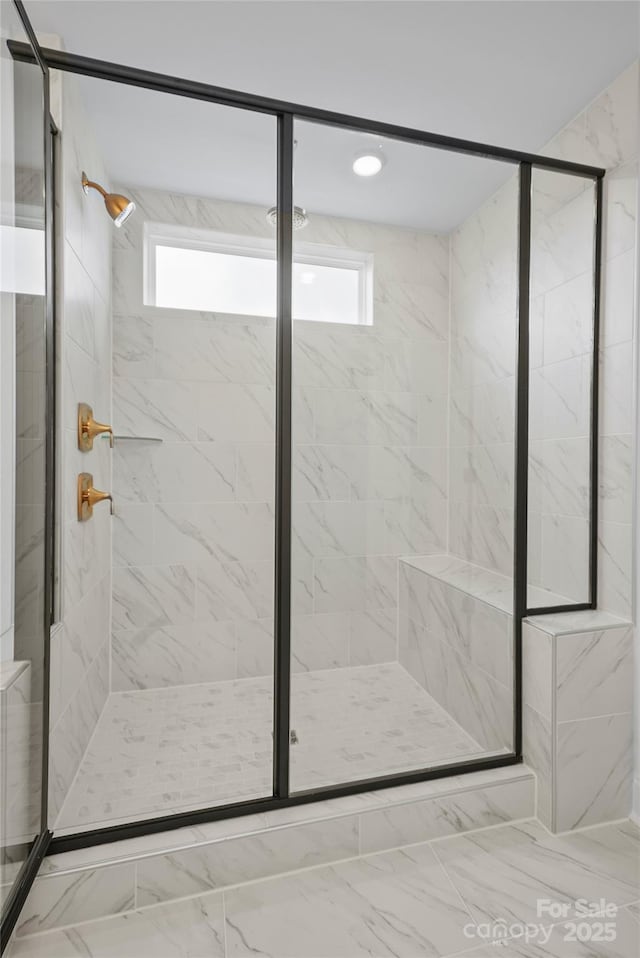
0,4,604,903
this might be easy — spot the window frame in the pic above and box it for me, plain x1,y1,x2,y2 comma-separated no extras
143,221,374,326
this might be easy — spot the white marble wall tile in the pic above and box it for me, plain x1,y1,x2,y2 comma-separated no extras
16,864,135,937
197,382,274,442
602,248,636,347
111,621,237,690
291,613,350,672
349,608,397,666
136,818,359,906
364,390,419,446
398,615,512,751
153,501,273,565
63,243,97,360
383,337,449,396
112,505,154,567
359,779,534,854
196,558,273,623
293,500,385,559
449,503,513,577
450,313,516,392
61,336,107,429
401,564,512,686
449,444,513,508
555,714,633,830
600,342,634,436
49,644,109,823
383,499,446,555
417,394,448,447
313,555,396,615
113,378,197,441
449,378,515,448
293,325,385,390
604,160,638,261
155,317,275,385
374,278,449,343
585,61,640,168
556,626,633,720
236,443,275,502
541,269,594,366
113,441,236,505
291,557,314,615
235,617,274,678
598,519,632,617
112,564,195,630
49,577,111,727
529,437,589,518
529,355,591,442
62,508,111,617
293,444,354,501
540,515,589,602
112,315,154,379
530,188,596,298
522,622,553,720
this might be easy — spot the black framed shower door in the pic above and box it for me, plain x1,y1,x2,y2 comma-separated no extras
7,2,605,860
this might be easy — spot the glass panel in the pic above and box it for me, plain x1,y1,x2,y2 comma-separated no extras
49,73,276,834
290,120,518,791
0,4,47,899
528,169,596,609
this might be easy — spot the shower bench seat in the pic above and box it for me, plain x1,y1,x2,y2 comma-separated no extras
398,553,633,832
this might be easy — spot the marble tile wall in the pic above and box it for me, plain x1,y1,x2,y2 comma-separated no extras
398,558,513,752
449,61,638,619
0,662,38,883
523,613,633,830
110,188,449,689
47,70,113,824
448,174,519,578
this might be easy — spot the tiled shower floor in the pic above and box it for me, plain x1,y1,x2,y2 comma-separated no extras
55,663,489,833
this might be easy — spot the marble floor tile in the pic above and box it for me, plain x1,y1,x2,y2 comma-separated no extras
11,820,639,958
8,894,225,958
461,904,640,957
55,663,487,833
224,843,474,957
433,819,640,928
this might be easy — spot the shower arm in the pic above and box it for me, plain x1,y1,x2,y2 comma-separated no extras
82,175,107,197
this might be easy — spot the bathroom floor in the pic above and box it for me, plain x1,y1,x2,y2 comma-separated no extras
55,662,490,832
10,818,639,956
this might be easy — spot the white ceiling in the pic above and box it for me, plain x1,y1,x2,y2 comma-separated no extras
27,1,639,231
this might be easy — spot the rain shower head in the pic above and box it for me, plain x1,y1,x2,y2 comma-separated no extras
266,205,309,230
82,172,136,227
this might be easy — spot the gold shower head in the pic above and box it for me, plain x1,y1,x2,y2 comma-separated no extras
81,172,136,227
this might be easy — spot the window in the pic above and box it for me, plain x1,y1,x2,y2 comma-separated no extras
145,223,373,325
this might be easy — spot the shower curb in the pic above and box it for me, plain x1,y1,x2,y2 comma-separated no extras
16,765,534,937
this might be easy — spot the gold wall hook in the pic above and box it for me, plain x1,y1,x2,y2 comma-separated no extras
78,402,113,451
78,473,113,521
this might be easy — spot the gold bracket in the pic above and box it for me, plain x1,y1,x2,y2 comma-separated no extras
78,473,113,521
78,403,113,451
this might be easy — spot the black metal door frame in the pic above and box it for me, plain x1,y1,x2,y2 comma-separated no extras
7,2,605,863
1,2,55,951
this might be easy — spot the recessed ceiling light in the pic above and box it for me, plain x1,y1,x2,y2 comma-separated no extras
352,150,385,177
